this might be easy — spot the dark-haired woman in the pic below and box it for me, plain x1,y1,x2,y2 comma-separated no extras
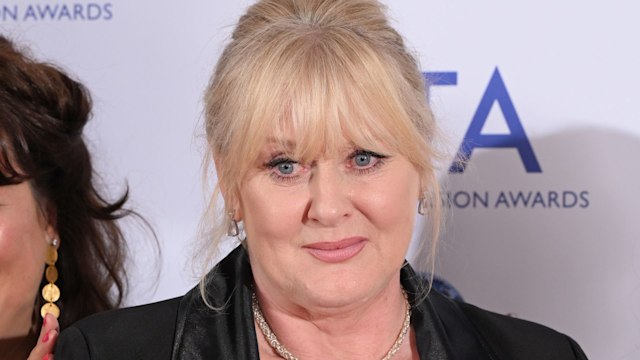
0,35,148,359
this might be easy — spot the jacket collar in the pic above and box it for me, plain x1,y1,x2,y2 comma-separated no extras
401,264,497,360
171,246,495,359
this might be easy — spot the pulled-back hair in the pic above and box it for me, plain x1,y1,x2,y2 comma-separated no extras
0,35,135,330
201,0,442,281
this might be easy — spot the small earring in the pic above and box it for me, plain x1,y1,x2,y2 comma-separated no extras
418,198,427,215
41,239,61,319
227,211,240,237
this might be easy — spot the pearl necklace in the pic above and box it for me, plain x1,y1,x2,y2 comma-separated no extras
252,289,411,360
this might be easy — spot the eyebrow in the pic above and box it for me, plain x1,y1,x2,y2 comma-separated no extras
263,137,369,158
265,137,296,147
262,138,300,155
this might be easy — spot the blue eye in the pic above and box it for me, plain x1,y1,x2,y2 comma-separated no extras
264,154,308,184
354,153,372,167
348,150,388,174
277,162,295,175
265,156,299,177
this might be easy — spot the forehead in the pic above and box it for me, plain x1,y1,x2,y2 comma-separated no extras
241,31,410,145
253,108,398,161
213,30,428,183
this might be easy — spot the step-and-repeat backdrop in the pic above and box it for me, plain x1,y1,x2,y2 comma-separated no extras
2,1,638,358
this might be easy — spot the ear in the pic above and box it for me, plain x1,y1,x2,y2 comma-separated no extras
213,156,243,221
228,186,243,222
39,205,59,246
234,197,244,221
417,174,426,199
45,224,59,248
418,168,437,199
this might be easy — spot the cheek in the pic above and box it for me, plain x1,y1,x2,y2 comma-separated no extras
355,171,420,233
0,219,43,265
0,182,51,317
0,219,48,306
240,183,306,245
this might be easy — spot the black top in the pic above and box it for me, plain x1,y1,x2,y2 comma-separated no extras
56,246,587,359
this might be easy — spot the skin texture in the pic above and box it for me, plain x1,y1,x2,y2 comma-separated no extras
233,136,421,359
0,182,57,358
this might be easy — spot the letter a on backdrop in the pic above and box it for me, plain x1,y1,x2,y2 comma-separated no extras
450,68,542,173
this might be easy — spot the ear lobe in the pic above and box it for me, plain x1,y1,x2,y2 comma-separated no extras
228,194,243,221
235,199,243,221
418,171,433,198
45,224,59,248
418,179,426,199
214,155,244,221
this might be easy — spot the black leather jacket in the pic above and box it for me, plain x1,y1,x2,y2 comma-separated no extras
57,246,587,359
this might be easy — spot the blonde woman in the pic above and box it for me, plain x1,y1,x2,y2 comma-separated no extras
57,0,587,359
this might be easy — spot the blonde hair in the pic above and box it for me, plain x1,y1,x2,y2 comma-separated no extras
199,0,442,298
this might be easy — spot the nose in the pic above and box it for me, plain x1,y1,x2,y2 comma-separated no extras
305,164,352,227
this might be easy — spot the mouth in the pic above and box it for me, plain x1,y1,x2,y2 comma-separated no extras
302,237,367,263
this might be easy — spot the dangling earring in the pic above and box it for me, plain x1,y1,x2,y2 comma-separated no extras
418,197,427,215
227,210,239,237
41,238,61,319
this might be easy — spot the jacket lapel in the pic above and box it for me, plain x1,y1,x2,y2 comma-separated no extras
171,246,260,359
401,265,498,360
171,247,497,360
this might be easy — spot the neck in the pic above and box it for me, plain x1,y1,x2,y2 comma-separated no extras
254,279,412,360
0,302,33,339
0,332,36,360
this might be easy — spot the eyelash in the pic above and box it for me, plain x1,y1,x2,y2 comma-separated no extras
347,150,387,175
263,150,388,183
265,156,302,184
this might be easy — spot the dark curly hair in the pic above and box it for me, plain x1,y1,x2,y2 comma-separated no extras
0,35,145,331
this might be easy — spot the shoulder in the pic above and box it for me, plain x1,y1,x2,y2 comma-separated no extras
402,265,587,359
452,298,587,359
56,297,182,360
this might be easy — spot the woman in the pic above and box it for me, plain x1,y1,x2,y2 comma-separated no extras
57,0,587,358
0,35,143,359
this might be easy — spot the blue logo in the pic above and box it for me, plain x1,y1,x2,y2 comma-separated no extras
424,68,589,209
425,68,541,173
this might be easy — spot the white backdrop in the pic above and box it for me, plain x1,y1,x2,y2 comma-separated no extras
2,1,639,359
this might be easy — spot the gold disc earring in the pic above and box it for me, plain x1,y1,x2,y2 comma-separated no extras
41,238,61,319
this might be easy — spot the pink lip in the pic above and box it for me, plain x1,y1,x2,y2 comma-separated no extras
303,237,367,263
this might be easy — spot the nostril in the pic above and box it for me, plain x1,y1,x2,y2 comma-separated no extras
306,196,353,226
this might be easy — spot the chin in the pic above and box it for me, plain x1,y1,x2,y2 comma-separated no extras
301,289,365,310
298,271,380,307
